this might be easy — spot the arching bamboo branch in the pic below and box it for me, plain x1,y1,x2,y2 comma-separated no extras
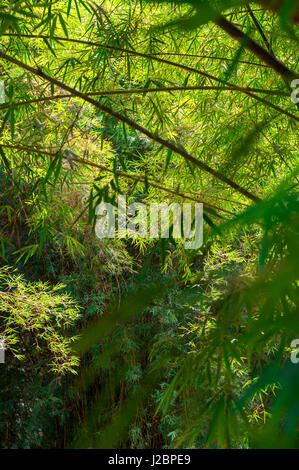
0,50,261,202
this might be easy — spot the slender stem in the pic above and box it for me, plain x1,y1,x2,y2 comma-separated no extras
144,52,270,67
215,16,299,83
0,143,234,215
0,85,288,112
247,4,276,56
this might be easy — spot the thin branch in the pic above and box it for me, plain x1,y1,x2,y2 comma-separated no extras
0,143,234,215
71,180,249,207
5,33,272,83
215,16,299,83
0,85,288,112
128,52,271,68
0,43,271,67
247,4,276,56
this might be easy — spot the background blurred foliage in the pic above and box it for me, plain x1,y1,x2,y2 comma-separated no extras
0,0,298,449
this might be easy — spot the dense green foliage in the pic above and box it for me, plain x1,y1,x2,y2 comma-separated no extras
0,0,298,449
